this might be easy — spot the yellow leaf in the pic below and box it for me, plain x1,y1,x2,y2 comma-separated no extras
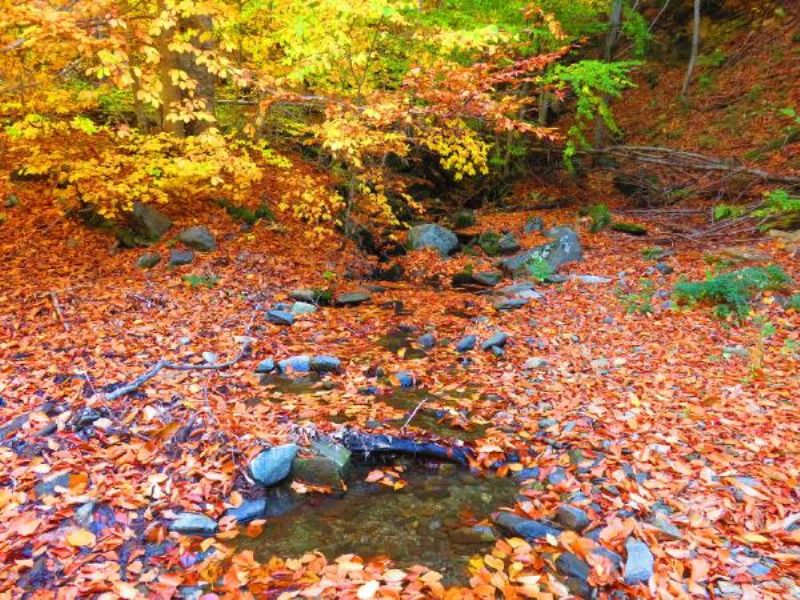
67,528,96,547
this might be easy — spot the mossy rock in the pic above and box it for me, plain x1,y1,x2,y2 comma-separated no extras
477,232,502,257
611,222,648,236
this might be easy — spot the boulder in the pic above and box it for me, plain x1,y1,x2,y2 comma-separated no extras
498,232,521,255
407,224,459,257
169,512,217,536
136,252,161,269
499,226,582,274
311,437,351,470
249,444,299,486
169,249,194,266
623,537,654,585
130,202,171,241
177,226,216,251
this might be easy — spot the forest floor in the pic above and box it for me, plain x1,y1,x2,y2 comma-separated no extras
1,174,799,599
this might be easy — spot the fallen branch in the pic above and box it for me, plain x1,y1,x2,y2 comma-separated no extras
104,306,261,401
48,291,70,331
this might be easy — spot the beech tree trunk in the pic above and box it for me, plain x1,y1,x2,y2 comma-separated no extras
595,0,624,147
681,0,701,99
156,0,184,136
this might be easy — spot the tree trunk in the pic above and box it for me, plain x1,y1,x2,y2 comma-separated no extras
681,0,701,99
156,0,184,136
182,13,216,136
595,0,624,147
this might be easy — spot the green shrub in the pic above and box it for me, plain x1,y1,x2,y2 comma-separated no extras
526,256,553,282
182,274,220,289
582,203,612,233
642,246,665,260
787,294,800,311
477,231,502,256
215,197,274,225
673,265,792,318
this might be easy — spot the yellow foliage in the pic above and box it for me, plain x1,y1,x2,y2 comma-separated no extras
418,119,490,181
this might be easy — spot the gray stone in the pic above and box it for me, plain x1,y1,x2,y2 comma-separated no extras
394,371,415,388
225,498,267,524
651,515,682,540
499,282,535,294
170,512,217,536
498,232,521,254
548,467,567,486
556,505,590,531
655,262,674,275
266,310,294,325
249,444,299,486
456,335,477,352
407,224,459,257
573,275,612,284
255,358,275,373
481,331,508,351
499,226,583,274
291,301,317,315
494,513,561,540
517,289,543,300
130,202,172,240
524,217,544,233
623,537,654,585
493,297,528,311
177,226,216,251
418,333,436,349
472,270,503,287
169,249,194,266
310,355,341,373
278,356,311,373
35,472,72,497
524,357,549,370
290,289,317,303
556,552,590,581
137,252,161,269
334,291,371,306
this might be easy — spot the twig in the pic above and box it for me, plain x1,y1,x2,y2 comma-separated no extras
401,398,428,432
48,291,70,331
104,305,261,401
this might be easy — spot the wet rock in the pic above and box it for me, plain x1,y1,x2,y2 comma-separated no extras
494,513,561,540
448,524,497,544
456,335,477,352
556,505,590,532
130,202,172,241
291,301,317,315
623,537,654,585
255,358,275,373
137,252,161,269
334,290,371,306
498,233,521,254
311,437,351,470
169,512,217,536
557,552,590,581
407,224,459,257
35,472,72,497
310,355,341,373
266,309,294,325
524,357,549,370
481,331,508,351
278,355,311,373
292,456,343,487
524,217,544,233
169,249,194,266
225,498,267,524
418,333,436,349
499,226,583,274
177,226,216,251
249,444,299,486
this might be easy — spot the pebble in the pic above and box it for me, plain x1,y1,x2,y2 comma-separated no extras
418,333,436,349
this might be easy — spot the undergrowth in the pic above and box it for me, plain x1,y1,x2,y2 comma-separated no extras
673,265,792,319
